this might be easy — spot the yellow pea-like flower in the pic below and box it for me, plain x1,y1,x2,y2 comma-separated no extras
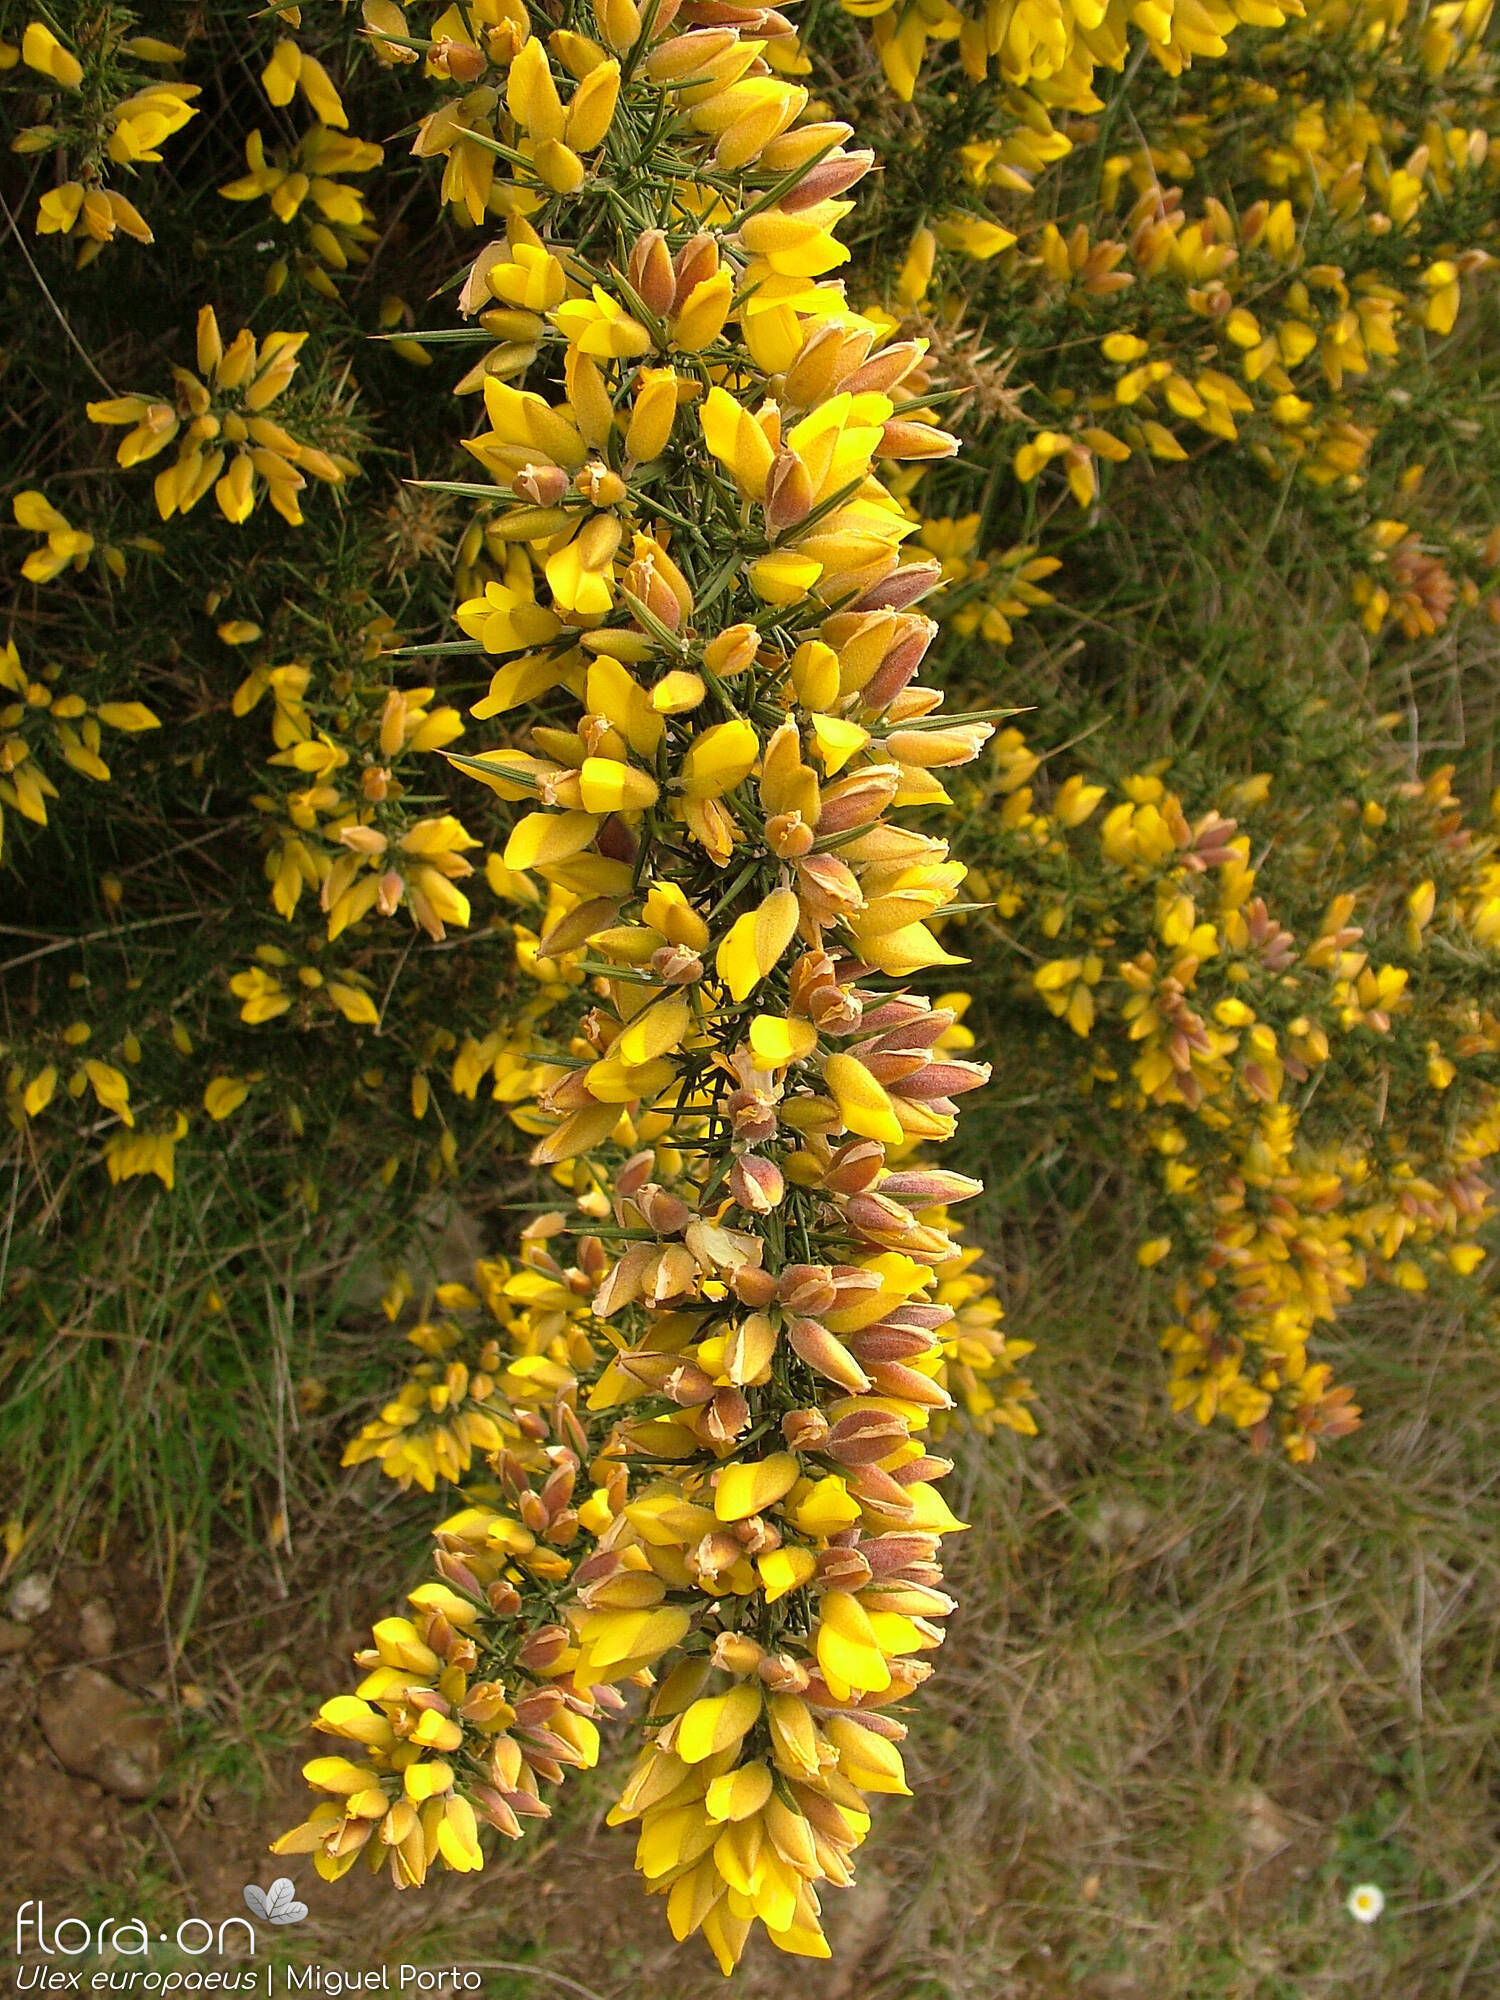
22,21,83,88
815,1590,891,1694
700,387,776,499
713,1452,800,1522
822,1052,905,1144
565,60,621,148
503,810,604,871
671,268,734,351
715,887,800,1002
675,1682,762,1762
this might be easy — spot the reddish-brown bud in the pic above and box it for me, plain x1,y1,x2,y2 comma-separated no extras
823,1409,908,1465
651,942,704,983
730,1152,785,1213
729,1261,778,1307
816,766,900,833
845,1324,933,1364
663,1360,717,1406
823,1137,884,1194
514,461,570,506
757,1651,811,1693
516,1625,571,1672
788,1317,871,1394
782,147,875,211
764,448,814,537
851,561,943,613
879,1167,983,1204
841,339,926,398
865,1360,954,1408
782,1407,830,1450
815,1546,873,1589
429,36,488,82
891,1452,954,1485
703,1386,753,1442
636,1183,694,1234
627,228,676,318
671,231,719,311
777,1263,838,1314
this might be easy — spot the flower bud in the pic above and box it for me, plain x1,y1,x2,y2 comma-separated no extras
841,339,927,398
757,1651,811,1693
880,1167,983,1204
729,1262,778,1307
865,1359,954,1407
767,811,815,859
599,0,644,49
860,618,937,711
788,1317,871,1393
339,823,388,855
730,1152,785,1212
689,1531,746,1585
781,1407,829,1450
711,1631,765,1675
817,766,900,832
877,419,959,461
576,461,628,507
783,322,863,407
764,448,814,537
516,1625,571,1672
430,37,488,83
824,1409,909,1465
891,1452,954,1486
822,1137,885,1194
777,1263,838,1314
703,1386,752,1441
671,231,719,311
885,723,994,769
703,622,760,676
650,942,704,983
850,1464,917,1522
851,561,943,613
845,1323,933,1363
663,1361,716,1406
643,27,736,82
623,546,685,631
782,148,875,211
637,1183,694,1234
815,1546,872,1589
514,462,570,505
628,228,677,317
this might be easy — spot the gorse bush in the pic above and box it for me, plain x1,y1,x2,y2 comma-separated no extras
3,0,1498,1973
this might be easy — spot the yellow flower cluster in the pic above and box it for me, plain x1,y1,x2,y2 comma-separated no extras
843,0,1300,110
220,125,384,297
12,17,198,259
87,307,356,527
963,742,1500,1459
267,0,1022,1967
0,636,159,855
274,1243,615,1885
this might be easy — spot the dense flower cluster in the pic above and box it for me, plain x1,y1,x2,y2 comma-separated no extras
7,11,198,256
9,0,1500,1972
959,740,1500,1457
254,0,1031,1963
869,0,1500,661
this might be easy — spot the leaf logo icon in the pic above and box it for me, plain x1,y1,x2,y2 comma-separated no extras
243,1879,309,1925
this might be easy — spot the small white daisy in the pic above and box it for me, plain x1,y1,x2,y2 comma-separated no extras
1347,1883,1386,1924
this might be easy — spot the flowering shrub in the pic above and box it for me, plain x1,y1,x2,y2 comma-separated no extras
4,0,1500,1972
